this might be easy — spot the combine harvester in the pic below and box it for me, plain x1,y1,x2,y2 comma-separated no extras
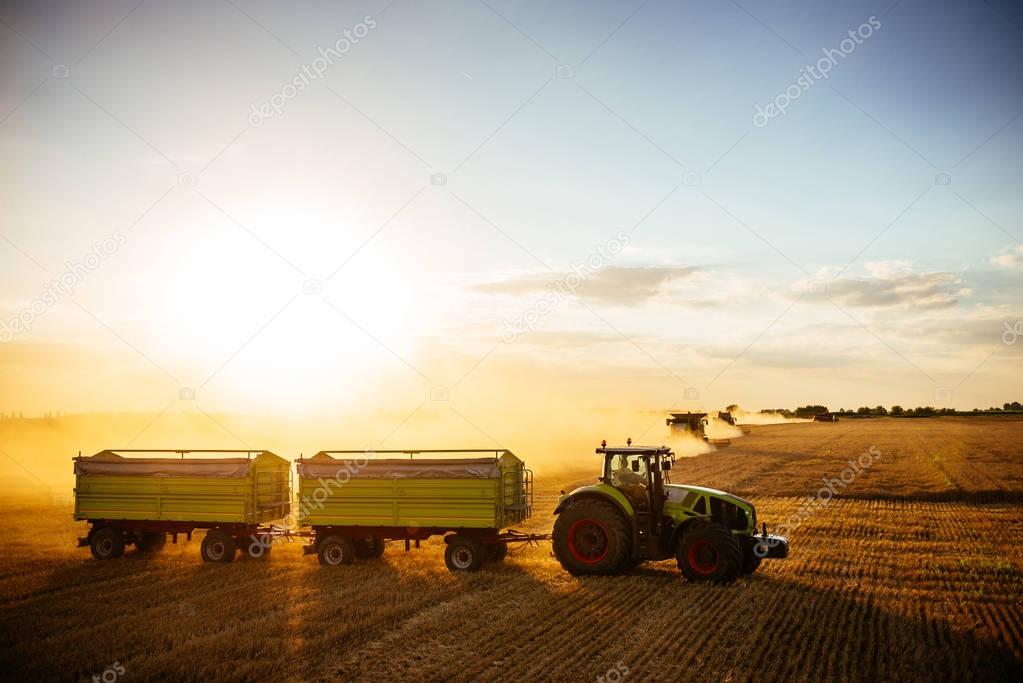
665,412,733,446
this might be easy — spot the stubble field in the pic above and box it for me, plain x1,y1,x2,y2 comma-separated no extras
0,418,1021,682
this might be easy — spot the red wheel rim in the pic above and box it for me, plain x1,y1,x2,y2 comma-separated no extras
687,539,719,575
567,519,609,564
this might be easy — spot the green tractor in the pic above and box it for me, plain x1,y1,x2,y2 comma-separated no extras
552,441,788,581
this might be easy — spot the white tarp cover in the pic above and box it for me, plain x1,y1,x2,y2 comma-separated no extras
297,457,500,480
74,454,252,478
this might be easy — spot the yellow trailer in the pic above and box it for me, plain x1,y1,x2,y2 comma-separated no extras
296,449,536,571
74,449,290,563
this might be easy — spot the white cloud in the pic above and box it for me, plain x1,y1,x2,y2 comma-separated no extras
991,245,1023,268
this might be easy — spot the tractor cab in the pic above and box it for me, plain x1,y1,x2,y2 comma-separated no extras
596,439,673,513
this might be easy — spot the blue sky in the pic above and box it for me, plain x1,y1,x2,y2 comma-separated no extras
0,0,1021,422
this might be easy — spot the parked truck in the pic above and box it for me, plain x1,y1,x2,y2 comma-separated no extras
296,449,536,571
74,449,291,562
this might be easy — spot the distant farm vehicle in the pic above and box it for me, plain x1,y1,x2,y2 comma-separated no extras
814,413,840,422
666,412,732,446
552,442,788,581
295,450,546,572
74,450,291,562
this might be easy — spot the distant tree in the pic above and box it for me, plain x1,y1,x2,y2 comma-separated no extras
1005,402,1023,411
874,405,888,415
857,406,872,415
795,404,829,418
891,405,903,416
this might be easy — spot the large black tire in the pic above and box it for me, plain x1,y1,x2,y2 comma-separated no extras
552,498,631,575
136,531,166,553
90,527,125,560
200,530,237,563
444,535,484,572
677,520,741,583
486,540,509,563
741,544,762,575
355,536,385,559
317,535,356,566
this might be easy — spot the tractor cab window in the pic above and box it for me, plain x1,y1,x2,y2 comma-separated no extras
610,455,648,486
610,455,650,509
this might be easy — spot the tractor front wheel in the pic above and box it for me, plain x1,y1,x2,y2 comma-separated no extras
677,520,741,583
553,498,631,575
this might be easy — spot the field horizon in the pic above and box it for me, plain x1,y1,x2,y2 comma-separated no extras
1,416,1021,681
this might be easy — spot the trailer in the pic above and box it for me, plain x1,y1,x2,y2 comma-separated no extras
295,449,542,571
74,449,291,562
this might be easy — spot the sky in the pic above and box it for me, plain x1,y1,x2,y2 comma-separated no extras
1,0,1022,443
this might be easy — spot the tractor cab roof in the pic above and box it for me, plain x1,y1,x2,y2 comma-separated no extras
595,444,673,457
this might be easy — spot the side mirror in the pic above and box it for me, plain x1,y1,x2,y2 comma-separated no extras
662,461,672,471
631,460,640,473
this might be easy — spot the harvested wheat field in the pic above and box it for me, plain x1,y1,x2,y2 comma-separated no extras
1,418,1021,682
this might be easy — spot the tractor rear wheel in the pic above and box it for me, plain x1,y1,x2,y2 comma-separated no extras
90,527,125,560
553,498,631,575
677,520,741,583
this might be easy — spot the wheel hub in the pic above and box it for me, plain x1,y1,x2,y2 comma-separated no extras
687,539,719,575
567,519,609,564
452,548,473,569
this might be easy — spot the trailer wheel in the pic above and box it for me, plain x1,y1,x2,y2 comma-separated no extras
486,540,508,562
201,530,237,563
317,535,355,566
677,520,741,583
90,527,125,560
355,536,385,559
444,535,484,572
136,531,166,553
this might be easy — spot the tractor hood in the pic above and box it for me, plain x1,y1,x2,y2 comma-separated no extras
666,484,754,511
